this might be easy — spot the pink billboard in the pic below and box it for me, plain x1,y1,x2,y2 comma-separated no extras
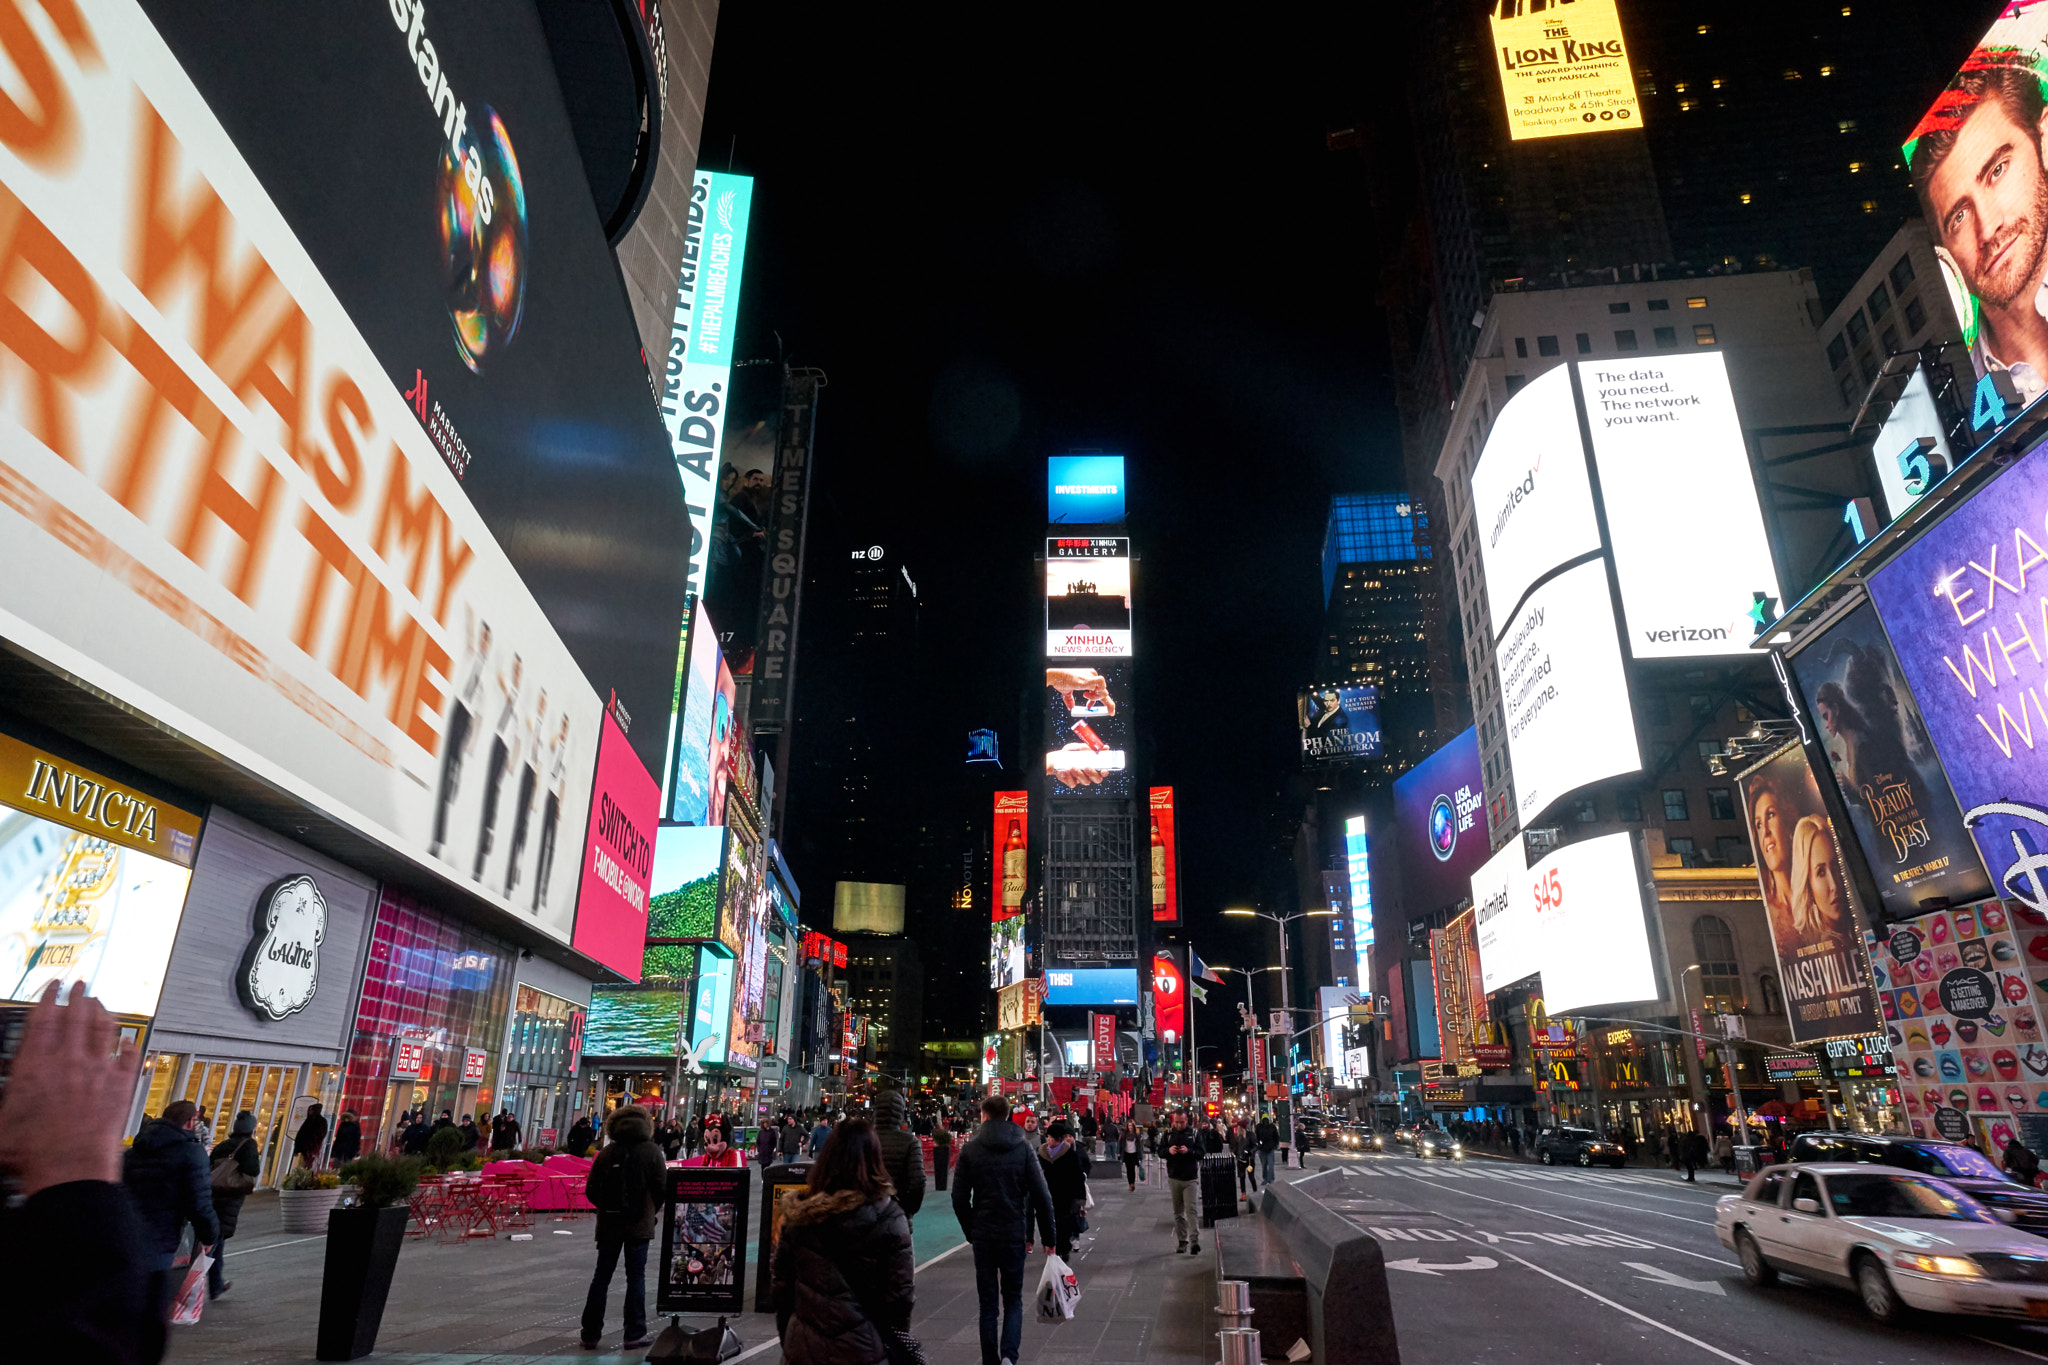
573,709,659,979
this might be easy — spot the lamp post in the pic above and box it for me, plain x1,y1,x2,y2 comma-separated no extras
1212,965,1286,1109
1223,907,1334,1164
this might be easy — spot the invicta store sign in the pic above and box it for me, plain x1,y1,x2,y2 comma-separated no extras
1,733,201,867
1489,0,1642,142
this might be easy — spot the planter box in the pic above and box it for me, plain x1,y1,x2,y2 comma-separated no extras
316,1204,410,1361
279,1186,343,1234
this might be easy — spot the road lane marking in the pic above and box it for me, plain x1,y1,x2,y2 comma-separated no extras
1624,1261,1726,1295
1386,1255,1497,1275
1970,1336,2048,1362
1492,1249,1755,1364
1368,1170,1737,1268
224,1235,324,1256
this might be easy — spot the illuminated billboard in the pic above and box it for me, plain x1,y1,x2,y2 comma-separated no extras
990,917,1026,989
1043,967,1141,1006
1149,787,1180,923
1904,9,2048,408
1738,745,1882,1044
1392,728,1489,915
664,171,755,604
1473,837,1537,994
996,978,1042,1030
832,882,906,935
1344,816,1374,988
690,945,736,1067
1153,950,1185,1042
1045,664,1132,798
1489,0,1642,141
668,600,725,824
572,712,660,981
1048,455,1126,524
1470,365,1602,619
1584,353,1780,659
1865,434,2048,904
1870,365,1957,522
994,791,1029,921
1496,558,1640,821
1471,831,1656,1013
1046,538,1132,657
1298,687,1382,762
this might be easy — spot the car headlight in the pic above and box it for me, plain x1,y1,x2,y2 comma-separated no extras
1891,1251,1982,1277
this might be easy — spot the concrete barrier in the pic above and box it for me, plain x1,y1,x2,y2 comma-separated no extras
1258,1178,1401,1365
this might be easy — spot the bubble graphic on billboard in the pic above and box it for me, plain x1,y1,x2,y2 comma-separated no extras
437,105,527,374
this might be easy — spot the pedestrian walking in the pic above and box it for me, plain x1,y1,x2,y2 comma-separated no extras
778,1114,804,1165
331,1109,362,1165
1713,1131,1734,1174
755,1120,779,1168
1254,1114,1279,1186
1230,1121,1259,1196
207,1111,261,1300
565,1114,596,1156
1159,1111,1203,1255
810,1114,833,1156
1120,1122,1144,1189
291,1102,328,1169
458,1114,482,1152
933,1121,954,1191
1039,1121,1086,1259
952,1095,1056,1365
491,1110,521,1153
874,1087,928,1221
771,1119,916,1365
1681,1129,1709,1183
579,1105,666,1350
123,1099,218,1320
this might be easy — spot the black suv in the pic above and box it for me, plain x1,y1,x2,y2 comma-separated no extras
1534,1126,1626,1168
1787,1131,2048,1235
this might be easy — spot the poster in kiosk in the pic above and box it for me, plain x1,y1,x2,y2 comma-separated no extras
659,1166,751,1315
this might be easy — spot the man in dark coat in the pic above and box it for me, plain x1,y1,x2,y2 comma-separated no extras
565,1115,597,1157
491,1110,521,1152
932,1121,954,1192
1681,1128,1710,1183
291,1102,328,1168
778,1115,804,1165
581,1105,668,1350
1254,1114,1280,1186
952,1095,1055,1365
122,1098,219,1319
872,1088,927,1220
401,1111,432,1155
1159,1111,1204,1254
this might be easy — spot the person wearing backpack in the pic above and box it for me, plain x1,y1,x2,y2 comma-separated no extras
580,1105,667,1350
206,1111,261,1300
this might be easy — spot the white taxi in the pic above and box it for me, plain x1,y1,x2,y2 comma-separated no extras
1716,1162,2048,1324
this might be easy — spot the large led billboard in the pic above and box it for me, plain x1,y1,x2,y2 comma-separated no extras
1153,950,1185,1042
1046,538,1132,657
1393,728,1489,915
1048,456,1126,524
1473,837,1538,993
1496,558,1641,821
1469,365,1603,620
1866,434,2048,904
990,917,1025,989
1489,0,1642,142
647,825,727,945
0,2,636,956
668,600,730,825
994,790,1029,921
832,882,907,935
1298,687,1382,762
1344,816,1374,988
690,945,736,1068
1471,831,1656,1013
664,171,755,604
1043,967,1141,1006
1783,603,1990,918
1738,745,1882,1044
1584,353,1781,658
1904,10,2047,409
1149,787,1180,923
1045,665,1132,797
572,712,660,981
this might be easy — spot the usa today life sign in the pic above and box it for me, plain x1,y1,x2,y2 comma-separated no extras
1867,435,2048,907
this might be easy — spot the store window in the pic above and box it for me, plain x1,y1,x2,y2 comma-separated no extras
338,888,515,1154
1693,915,1745,1012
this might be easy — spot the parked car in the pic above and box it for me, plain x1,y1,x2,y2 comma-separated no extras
1411,1128,1462,1160
1535,1126,1626,1168
1717,1163,2048,1323
1787,1132,2048,1237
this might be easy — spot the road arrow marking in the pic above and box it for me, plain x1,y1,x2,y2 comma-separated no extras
1624,1261,1725,1296
1385,1255,1498,1276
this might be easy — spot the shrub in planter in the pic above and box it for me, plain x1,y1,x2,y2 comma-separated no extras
319,1157,424,1360
425,1125,470,1170
278,1166,345,1232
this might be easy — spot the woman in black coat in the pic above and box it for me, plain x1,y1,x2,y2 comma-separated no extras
208,1111,262,1299
771,1119,915,1365
1038,1121,1086,1258
330,1111,361,1164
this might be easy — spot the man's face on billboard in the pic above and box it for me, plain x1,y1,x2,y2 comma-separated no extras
1928,94,2048,310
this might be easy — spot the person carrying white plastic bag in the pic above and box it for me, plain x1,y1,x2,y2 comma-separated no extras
1035,1253,1080,1321
170,1247,214,1325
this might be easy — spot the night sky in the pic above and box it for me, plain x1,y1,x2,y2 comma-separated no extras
697,10,1405,1030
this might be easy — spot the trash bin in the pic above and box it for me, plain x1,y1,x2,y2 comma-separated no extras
1199,1154,1240,1227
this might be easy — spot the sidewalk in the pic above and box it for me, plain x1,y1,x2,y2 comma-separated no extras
168,1163,1223,1365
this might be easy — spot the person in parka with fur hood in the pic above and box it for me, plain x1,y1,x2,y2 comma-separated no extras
771,1118,916,1365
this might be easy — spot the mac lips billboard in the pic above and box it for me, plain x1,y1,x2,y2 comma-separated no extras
1489,0,1642,142
1046,538,1132,658
1739,744,1882,1044
1149,787,1179,924
1904,7,2048,409
1393,728,1489,915
1865,434,2048,911
1583,353,1781,660
1048,455,1126,525
1784,603,1990,918
138,0,691,785
573,710,660,980
0,0,618,954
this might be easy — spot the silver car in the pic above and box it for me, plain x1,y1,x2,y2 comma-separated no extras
1716,1162,2048,1324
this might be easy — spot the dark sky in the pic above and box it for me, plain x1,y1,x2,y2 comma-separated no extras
698,10,1405,1015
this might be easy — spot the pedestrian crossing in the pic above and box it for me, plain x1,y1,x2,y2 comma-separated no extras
1336,1159,1689,1189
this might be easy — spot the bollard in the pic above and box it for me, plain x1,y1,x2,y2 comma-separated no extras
1218,1327,1262,1365
1217,1280,1254,1317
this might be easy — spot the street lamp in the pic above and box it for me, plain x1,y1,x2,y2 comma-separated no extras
1211,965,1286,1108
1222,908,1334,1162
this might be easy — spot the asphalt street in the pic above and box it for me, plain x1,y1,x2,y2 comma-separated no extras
1288,1149,2048,1364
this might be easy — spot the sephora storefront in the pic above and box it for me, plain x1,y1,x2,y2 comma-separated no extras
138,808,380,1185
